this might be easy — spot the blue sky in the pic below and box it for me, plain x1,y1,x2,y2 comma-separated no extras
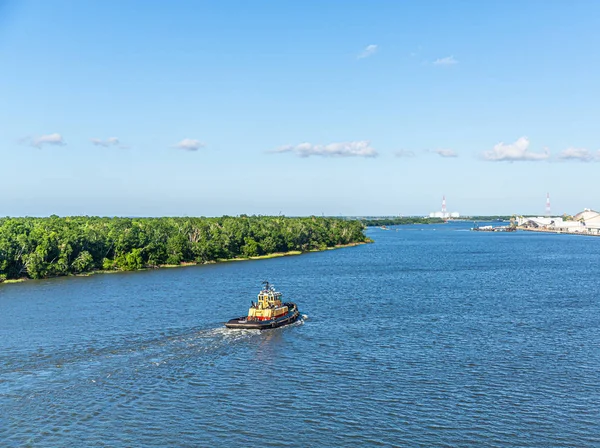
1,0,599,217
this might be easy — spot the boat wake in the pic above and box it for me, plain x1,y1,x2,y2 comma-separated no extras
0,324,264,400
209,326,261,341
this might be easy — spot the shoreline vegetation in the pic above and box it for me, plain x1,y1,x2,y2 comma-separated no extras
0,216,370,285
361,217,444,226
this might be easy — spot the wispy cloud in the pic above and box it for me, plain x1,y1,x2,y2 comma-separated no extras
558,147,600,162
91,137,120,147
409,45,422,57
358,44,378,59
395,149,416,158
482,137,549,162
433,56,458,66
271,141,378,158
434,149,458,158
173,138,205,151
25,133,66,148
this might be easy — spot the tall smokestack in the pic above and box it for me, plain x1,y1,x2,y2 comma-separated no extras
442,195,447,215
546,192,551,216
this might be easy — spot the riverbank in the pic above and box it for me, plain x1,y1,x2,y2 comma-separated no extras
518,227,600,237
217,241,369,262
0,241,371,286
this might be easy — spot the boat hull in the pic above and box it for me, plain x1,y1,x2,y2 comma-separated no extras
225,302,300,330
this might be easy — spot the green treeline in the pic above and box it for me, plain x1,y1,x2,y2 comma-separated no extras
361,217,445,226
0,216,368,282
361,216,516,226
463,216,513,221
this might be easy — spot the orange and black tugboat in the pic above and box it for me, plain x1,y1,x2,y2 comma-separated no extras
225,282,300,330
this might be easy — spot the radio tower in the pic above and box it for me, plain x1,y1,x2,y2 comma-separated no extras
546,192,551,216
442,195,447,218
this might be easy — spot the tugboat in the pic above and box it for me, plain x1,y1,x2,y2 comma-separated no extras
225,281,300,330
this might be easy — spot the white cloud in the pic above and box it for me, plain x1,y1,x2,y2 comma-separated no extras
395,149,416,158
174,138,205,151
358,44,378,59
558,147,600,162
482,137,550,162
434,149,458,158
271,141,378,158
29,133,65,148
433,56,458,66
91,137,120,147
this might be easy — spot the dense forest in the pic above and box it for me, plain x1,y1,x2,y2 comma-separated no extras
361,217,444,226
0,216,368,282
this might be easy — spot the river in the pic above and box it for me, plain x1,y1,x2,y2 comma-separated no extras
1,222,600,447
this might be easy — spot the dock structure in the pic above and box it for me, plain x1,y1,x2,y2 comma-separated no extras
471,225,515,232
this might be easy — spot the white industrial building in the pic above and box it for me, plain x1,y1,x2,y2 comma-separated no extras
517,209,600,235
429,211,460,219
429,196,459,219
